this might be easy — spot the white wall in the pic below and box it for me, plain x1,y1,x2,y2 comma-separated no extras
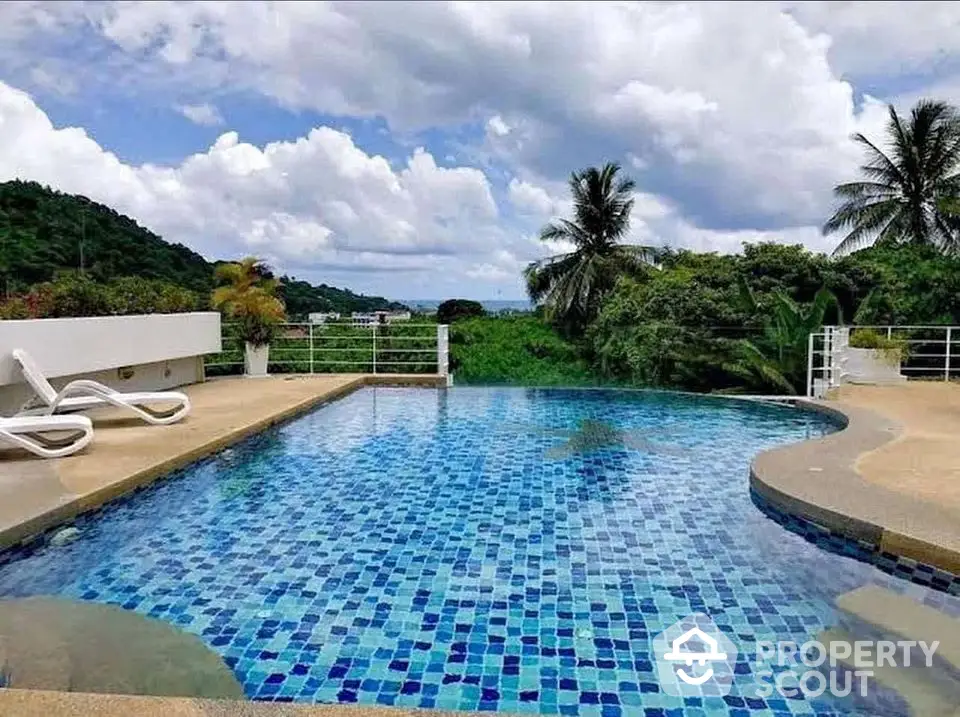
0,313,221,415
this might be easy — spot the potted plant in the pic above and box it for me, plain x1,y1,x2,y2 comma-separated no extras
211,258,286,377
844,328,909,384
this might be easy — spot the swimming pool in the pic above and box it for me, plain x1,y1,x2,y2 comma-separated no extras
0,387,955,715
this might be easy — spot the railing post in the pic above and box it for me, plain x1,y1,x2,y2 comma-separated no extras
372,324,377,375
309,322,314,375
437,324,450,385
806,331,815,398
946,327,952,382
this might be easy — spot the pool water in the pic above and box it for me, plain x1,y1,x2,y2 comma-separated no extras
0,387,955,715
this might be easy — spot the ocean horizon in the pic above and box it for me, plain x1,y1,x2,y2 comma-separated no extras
397,298,533,312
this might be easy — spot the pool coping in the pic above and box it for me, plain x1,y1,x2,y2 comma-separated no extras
0,374,445,553
750,398,960,579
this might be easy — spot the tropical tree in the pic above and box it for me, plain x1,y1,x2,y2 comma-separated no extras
824,99,960,256
211,257,286,347
726,281,838,394
524,162,656,332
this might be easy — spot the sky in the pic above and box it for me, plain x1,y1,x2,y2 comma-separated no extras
0,2,959,301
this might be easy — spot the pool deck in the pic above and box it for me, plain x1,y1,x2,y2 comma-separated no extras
0,690,474,717
751,381,960,576
0,374,444,551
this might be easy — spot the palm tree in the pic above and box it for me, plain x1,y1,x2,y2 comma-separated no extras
824,99,960,256
524,163,656,330
211,257,286,347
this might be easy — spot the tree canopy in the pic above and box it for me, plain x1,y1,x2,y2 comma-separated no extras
825,100,960,255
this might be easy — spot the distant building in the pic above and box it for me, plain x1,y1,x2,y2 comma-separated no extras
350,310,412,327
308,312,341,324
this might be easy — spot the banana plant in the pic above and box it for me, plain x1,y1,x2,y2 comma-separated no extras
725,278,839,394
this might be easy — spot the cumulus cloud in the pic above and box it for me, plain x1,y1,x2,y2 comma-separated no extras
175,102,224,126
0,2,957,296
22,0,917,230
507,178,558,217
0,81,507,295
782,1,960,77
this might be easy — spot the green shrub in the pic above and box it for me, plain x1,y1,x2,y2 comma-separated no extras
0,273,201,319
437,299,485,325
450,315,594,385
848,328,909,365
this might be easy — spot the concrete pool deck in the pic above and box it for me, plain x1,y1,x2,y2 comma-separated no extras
0,374,443,550
751,381,960,577
0,690,475,717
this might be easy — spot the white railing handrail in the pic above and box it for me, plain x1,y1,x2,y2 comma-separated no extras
807,324,959,397
207,321,449,380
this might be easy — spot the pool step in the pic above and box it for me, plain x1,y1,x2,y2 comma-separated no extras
835,585,960,674
825,585,960,716
816,627,960,717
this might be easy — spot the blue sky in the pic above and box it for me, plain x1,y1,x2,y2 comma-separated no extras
1,2,959,300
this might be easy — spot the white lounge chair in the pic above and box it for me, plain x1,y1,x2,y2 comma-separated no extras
0,414,94,458
13,349,191,426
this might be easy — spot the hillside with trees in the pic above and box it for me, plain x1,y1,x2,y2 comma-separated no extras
0,180,402,316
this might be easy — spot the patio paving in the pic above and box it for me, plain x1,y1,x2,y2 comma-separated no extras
833,381,960,518
751,381,960,575
0,374,442,550
0,690,475,717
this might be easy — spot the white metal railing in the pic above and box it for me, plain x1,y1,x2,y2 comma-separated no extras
205,321,449,380
807,325,959,397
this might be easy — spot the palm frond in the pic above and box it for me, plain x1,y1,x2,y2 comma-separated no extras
525,162,654,330
826,100,960,255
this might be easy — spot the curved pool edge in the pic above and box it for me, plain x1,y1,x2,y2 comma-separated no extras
750,399,960,594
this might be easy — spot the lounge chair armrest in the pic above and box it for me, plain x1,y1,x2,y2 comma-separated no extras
48,379,120,412
60,379,119,396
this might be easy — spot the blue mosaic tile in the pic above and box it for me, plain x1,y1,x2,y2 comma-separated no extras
0,387,957,716
750,489,960,597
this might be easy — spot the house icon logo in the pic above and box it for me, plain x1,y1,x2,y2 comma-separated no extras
653,613,738,696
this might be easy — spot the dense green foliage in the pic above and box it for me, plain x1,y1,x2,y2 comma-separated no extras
825,100,960,256
0,180,211,293
524,163,655,332
586,241,960,393
728,285,838,394
450,315,595,385
437,299,485,324
0,273,198,319
278,277,407,316
0,180,401,316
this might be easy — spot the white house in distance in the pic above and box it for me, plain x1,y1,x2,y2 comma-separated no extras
351,311,412,328
308,312,341,324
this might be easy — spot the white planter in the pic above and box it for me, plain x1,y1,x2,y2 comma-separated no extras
244,343,270,377
841,347,906,385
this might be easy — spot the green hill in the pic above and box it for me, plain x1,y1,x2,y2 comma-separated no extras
0,179,404,315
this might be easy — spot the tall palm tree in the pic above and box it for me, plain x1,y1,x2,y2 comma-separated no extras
524,162,656,330
824,99,960,256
